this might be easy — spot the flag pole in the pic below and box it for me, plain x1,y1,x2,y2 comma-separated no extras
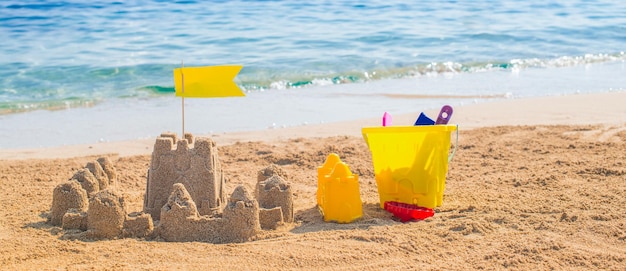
181,60,185,138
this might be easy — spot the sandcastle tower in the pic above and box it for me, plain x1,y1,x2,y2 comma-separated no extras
220,186,261,242
87,189,127,239
257,175,294,222
50,181,89,226
255,165,294,229
144,132,226,220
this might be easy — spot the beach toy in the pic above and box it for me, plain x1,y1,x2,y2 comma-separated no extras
414,105,454,126
317,156,363,223
362,125,457,209
382,112,392,126
435,105,453,124
384,201,434,222
414,112,435,126
316,153,342,206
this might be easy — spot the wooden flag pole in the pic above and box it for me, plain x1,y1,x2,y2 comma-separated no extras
181,60,185,138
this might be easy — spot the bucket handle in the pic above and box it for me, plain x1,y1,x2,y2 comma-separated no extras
448,125,459,162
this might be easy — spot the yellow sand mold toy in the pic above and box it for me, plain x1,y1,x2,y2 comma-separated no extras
317,154,363,223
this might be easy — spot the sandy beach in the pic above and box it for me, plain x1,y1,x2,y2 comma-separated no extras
1,92,625,270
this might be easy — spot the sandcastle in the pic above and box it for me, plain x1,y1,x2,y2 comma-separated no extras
144,132,225,220
49,133,295,243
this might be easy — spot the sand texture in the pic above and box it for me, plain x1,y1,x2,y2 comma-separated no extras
1,123,625,270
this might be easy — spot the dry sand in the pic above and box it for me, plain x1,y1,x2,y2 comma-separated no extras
0,92,625,270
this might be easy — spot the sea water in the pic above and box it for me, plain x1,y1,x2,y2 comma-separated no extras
1,0,625,149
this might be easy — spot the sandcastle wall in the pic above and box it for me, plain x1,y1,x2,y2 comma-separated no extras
159,183,260,243
144,133,225,220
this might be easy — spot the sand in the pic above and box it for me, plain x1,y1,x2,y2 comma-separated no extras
0,92,625,270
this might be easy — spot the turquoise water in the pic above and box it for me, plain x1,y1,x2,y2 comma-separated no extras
1,0,625,148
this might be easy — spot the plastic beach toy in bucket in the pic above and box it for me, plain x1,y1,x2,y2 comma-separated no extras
362,125,457,209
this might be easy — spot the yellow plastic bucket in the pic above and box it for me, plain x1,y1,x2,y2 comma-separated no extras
362,125,457,209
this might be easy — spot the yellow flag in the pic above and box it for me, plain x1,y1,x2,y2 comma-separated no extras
173,65,244,97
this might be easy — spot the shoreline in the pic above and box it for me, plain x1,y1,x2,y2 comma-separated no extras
1,91,624,160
